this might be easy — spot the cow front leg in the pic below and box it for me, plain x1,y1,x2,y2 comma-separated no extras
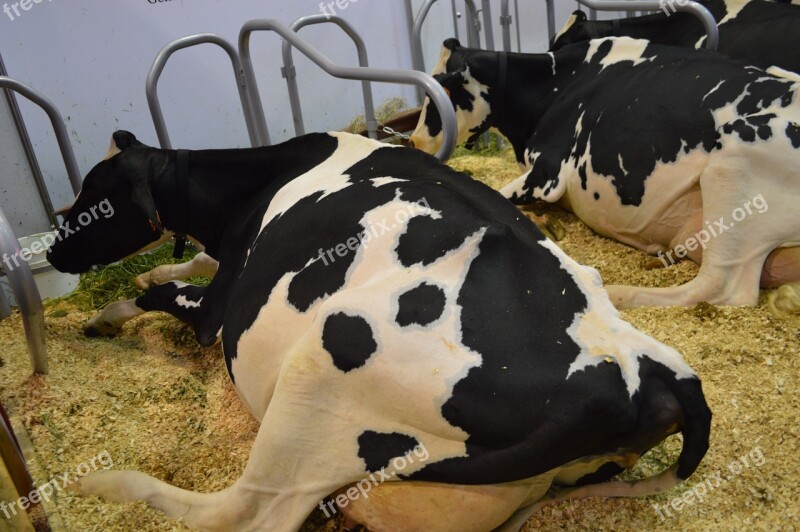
135,252,218,289
84,282,208,338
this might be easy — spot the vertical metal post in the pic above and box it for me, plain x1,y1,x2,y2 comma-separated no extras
283,15,378,139
481,0,495,50
464,0,482,48
500,0,512,52
0,53,57,228
451,0,460,40
0,207,47,374
546,0,556,41
0,78,81,196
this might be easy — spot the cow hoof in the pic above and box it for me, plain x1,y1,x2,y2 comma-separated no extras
529,212,566,242
84,320,121,338
544,215,566,241
135,264,174,290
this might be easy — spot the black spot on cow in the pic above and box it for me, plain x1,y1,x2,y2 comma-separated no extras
396,215,478,267
357,431,421,474
737,78,794,116
594,192,600,201
578,162,588,191
787,122,800,148
322,312,377,373
396,283,446,327
722,113,776,143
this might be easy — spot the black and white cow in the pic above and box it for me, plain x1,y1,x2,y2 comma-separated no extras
410,37,800,310
551,0,800,73
46,131,710,530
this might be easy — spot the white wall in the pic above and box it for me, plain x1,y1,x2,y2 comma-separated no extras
0,0,632,223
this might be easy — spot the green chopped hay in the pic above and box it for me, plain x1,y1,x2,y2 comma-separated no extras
64,243,207,312
342,96,409,133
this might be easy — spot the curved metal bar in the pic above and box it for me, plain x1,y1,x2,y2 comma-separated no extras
239,19,457,161
0,77,81,195
412,0,440,74
145,33,262,149
574,0,719,50
463,0,482,48
0,207,47,374
283,15,378,139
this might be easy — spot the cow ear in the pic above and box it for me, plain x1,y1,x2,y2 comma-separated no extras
131,180,162,233
435,68,466,92
573,10,587,23
444,38,462,51
112,130,144,151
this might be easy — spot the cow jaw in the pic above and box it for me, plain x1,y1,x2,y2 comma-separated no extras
410,67,493,156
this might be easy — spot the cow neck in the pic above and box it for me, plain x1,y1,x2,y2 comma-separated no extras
466,51,508,150
172,149,190,259
490,52,556,164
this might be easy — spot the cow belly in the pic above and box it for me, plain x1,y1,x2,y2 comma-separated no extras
340,476,553,532
564,150,707,255
340,454,637,530
229,271,323,420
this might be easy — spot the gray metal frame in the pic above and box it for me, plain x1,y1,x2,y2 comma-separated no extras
145,33,261,149
282,15,377,139
0,76,82,375
238,19,458,161
0,77,81,196
0,206,47,374
499,0,719,52
412,0,483,76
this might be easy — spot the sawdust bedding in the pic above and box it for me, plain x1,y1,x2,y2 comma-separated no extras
0,146,798,532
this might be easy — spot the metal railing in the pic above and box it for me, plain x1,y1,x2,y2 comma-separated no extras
145,33,261,149
282,15,377,139
239,19,458,161
497,0,718,51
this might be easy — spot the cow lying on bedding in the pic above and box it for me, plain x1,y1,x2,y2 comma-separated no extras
551,0,800,73
410,37,800,310
46,131,710,531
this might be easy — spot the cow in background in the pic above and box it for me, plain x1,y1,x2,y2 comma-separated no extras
410,38,800,310
552,0,800,73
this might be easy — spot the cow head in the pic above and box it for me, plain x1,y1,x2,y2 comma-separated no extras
550,11,594,50
410,39,494,155
46,131,172,274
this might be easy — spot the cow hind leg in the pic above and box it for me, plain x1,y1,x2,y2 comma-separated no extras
84,299,146,337
135,252,219,289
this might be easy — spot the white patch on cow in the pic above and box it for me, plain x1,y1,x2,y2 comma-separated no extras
432,44,453,76
537,238,696,396
259,133,400,234
767,66,800,83
702,80,725,102
411,66,492,156
103,138,121,161
547,52,557,76
176,294,203,309
585,37,655,71
371,177,408,187
618,154,628,176
233,194,487,473
552,13,579,46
